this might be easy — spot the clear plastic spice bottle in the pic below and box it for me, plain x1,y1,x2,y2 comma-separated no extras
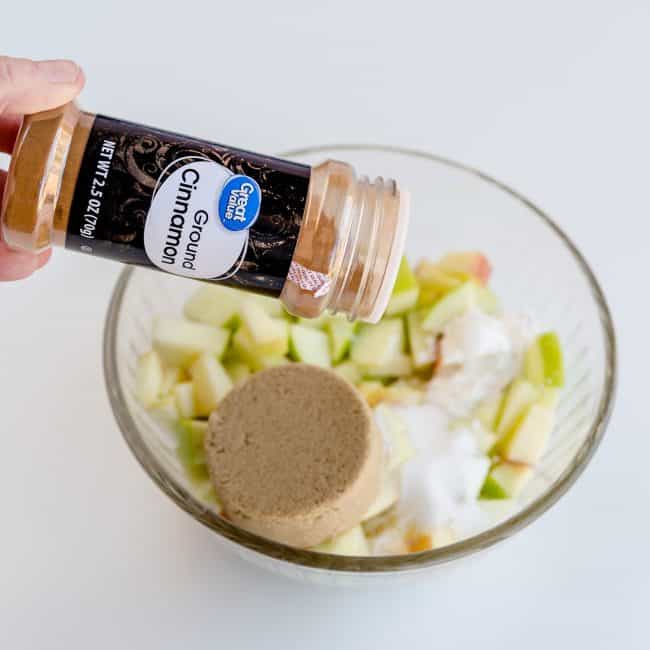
1,104,408,322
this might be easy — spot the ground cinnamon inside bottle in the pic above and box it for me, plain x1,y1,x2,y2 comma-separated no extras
1,103,409,322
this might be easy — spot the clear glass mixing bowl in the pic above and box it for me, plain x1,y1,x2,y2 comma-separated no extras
103,146,616,585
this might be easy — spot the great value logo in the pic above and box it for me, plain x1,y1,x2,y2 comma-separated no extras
217,175,262,232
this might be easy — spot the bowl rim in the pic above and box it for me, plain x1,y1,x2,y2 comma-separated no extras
103,144,617,573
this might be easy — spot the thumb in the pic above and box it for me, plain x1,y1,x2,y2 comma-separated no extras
0,56,84,115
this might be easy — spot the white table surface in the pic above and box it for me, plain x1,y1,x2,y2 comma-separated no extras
2,2,647,648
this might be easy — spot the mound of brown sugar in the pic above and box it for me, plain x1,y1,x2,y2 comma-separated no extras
205,364,382,548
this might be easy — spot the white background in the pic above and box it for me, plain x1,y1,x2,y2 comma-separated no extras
1,1,647,648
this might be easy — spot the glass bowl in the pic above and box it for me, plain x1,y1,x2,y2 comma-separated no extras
103,146,616,584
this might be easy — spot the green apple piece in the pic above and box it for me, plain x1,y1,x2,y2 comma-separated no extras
255,355,290,370
152,317,229,367
312,525,370,556
135,350,164,408
495,379,540,438
159,366,184,397
240,302,289,357
350,318,405,367
540,386,560,409
481,461,533,498
289,324,331,368
357,381,386,407
333,361,362,385
189,353,233,417
248,292,286,318
383,381,425,406
479,474,509,499
223,360,251,384
176,419,209,484
374,404,415,472
361,354,413,379
474,392,504,431
325,316,356,363
501,403,555,464
362,472,400,521
183,285,244,328
415,260,465,306
195,481,223,512
478,498,515,522
406,309,436,369
173,381,196,419
421,282,476,333
524,331,565,388
149,395,179,423
230,326,258,368
476,286,500,315
296,313,330,329
474,426,499,454
385,256,420,316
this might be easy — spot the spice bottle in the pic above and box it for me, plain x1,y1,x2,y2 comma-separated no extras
1,104,409,322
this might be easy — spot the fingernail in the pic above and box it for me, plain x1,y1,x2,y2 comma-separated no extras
40,59,81,84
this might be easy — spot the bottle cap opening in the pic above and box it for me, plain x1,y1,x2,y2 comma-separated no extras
364,188,410,323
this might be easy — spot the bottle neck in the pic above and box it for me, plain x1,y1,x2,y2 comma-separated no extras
281,160,408,323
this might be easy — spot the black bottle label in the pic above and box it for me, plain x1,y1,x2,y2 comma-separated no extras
66,115,310,295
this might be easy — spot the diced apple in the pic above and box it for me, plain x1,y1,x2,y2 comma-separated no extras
540,386,560,409
152,318,229,367
240,302,289,357
159,366,184,397
333,361,362,385
183,285,244,328
135,350,164,407
176,419,210,484
374,404,415,472
173,381,196,418
475,286,500,315
296,313,330,328
481,461,533,498
189,353,233,416
357,381,386,407
351,318,405,367
474,392,503,431
524,331,565,388
255,355,290,370
478,498,516,521
421,282,477,333
324,316,356,363
382,381,425,406
361,354,412,379
406,309,436,369
195,481,223,512
438,251,492,285
473,425,499,454
495,379,540,438
385,256,420,316
312,525,370,556
149,395,179,423
223,360,251,385
415,260,465,306
500,403,555,464
430,526,458,549
362,472,400,521
289,324,331,367
248,292,286,318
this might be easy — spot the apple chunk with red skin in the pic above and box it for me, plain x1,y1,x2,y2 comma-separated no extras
438,252,492,286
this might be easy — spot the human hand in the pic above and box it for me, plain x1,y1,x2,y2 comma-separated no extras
0,56,84,280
